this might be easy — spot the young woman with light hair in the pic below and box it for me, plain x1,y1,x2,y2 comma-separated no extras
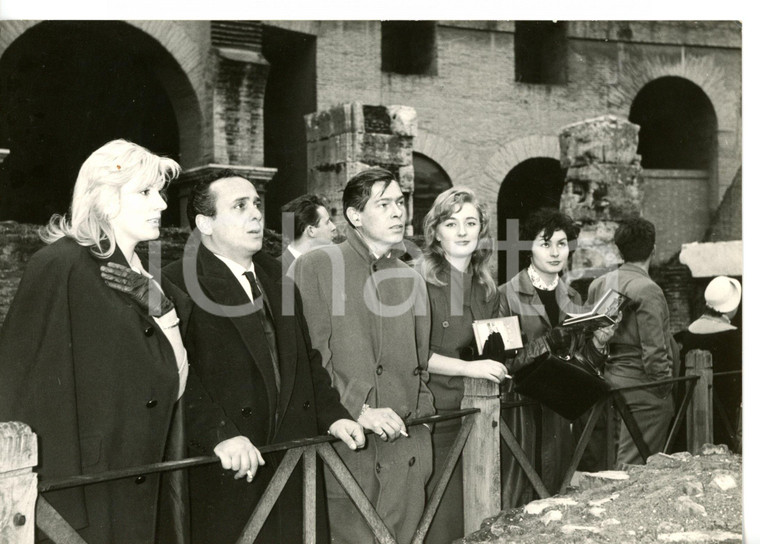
418,186,508,543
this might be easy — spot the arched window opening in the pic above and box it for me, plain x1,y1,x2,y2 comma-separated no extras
0,21,181,224
497,157,565,284
411,152,452,236
629,76,717,170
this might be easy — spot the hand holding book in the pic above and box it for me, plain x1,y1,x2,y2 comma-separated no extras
561,289,629,331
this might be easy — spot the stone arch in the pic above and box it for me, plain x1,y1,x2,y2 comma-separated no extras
0,20,204,166
414,129,475,187
608,54,733,132
482,134,560,206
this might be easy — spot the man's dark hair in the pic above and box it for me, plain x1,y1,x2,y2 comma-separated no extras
281,194,329,240
615,216,656,262
186,168,248,229
519,208,578,270
342,167,396,228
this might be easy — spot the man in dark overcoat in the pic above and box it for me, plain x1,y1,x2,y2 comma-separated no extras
161,170,364,544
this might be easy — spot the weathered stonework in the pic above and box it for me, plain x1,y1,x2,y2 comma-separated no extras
559,116,643,274
305,102,417,233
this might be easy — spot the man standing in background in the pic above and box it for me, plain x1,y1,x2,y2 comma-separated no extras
587,217,675,466
280,194,337,277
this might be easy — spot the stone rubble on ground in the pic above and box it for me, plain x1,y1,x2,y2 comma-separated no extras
457,445,742,544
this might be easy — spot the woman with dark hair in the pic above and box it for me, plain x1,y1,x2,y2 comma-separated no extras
0,139,186,543
419,187,509,542
498,208,615,506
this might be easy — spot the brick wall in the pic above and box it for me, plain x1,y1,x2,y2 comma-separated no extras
640,170,712,262
310,21,741,267
707,167,742,242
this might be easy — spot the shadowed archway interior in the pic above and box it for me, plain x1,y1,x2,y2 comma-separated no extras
0,21,180,224
411,152,452,236
497,157,565,284
629,76,717,171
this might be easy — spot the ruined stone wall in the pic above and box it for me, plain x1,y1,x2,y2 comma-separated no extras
311,21,741,263
304,103,417,232
706,167,742,243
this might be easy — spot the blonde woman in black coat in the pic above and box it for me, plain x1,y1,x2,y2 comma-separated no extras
0,140,187,544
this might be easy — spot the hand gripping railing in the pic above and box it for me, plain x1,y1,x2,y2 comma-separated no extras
2,409,480,544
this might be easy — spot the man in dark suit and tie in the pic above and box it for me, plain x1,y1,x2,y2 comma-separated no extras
162,170,364,544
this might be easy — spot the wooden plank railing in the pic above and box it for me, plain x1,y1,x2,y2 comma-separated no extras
498,374,702,498
2,350,737,543
2,409,481,544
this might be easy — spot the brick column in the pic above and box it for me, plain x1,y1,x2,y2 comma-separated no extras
559,115,642,275
304,103,417,233
174,23,275,227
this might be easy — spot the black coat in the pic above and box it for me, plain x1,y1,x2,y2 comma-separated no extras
161,243,350,544
0,237,180,544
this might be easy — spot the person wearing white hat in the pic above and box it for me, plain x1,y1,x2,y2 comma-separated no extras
687,276,741,334
675,275,742,452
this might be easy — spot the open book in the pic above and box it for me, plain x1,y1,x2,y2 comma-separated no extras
562,289,630,330
472,316,523,355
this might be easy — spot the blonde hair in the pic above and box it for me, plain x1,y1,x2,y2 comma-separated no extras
41,139,180,257
420,186,496,299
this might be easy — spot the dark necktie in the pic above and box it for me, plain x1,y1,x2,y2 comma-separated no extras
243,271,281,393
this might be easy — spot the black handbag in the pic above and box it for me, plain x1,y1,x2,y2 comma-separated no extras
512,349,610,420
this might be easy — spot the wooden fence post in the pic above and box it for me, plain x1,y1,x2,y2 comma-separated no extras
461,378,501,535
686,350,713,453
0,422,37,544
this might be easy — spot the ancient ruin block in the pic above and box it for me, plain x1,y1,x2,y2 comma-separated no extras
559,115,644,274
559,115,642,223
561,163,642,222
559,115,640,169
572,220,621,271
387,105,418,137
397,165,415,192
304,102,365,142
361,134,414,165
304,103,417,230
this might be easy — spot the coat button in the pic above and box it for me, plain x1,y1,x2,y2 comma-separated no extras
376,365,383,375
135,475,146,484
146,399,157,408
413,367,421,376
375,463,381,473
302,401,311,410
241,407,252,417
143,326,155,337
409,457,416,466
442,320,449,328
